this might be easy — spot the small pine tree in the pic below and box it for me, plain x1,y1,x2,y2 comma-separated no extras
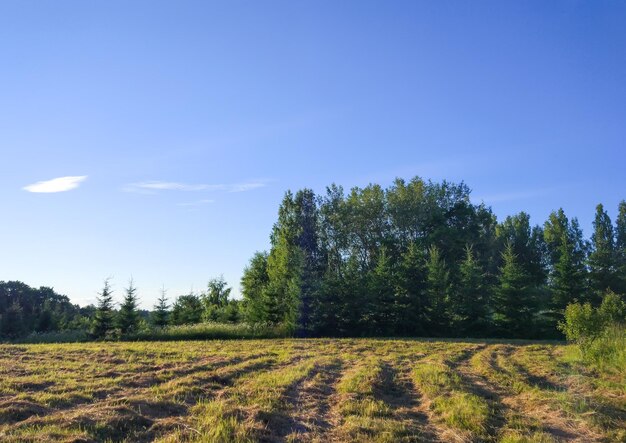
117,278,139,334
91,279,114,339
494,243,535,337
551,235,587,309
396,241,427,335
426,246,450,335
614,201,626,294
151,286,169,328
366,248,396,336
241,252,270,324
589,204,617,298
454,245,487,335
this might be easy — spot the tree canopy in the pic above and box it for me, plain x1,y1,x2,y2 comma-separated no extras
241,177,626,338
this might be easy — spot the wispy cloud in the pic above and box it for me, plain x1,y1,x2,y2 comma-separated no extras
130,181,208,191
23,176,87,193
177,199,215,207
123,180,269,194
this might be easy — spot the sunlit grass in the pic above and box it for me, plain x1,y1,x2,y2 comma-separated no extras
412,359,490,438
0,338,622,442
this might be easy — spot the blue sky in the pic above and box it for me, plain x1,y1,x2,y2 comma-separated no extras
1,1,624,307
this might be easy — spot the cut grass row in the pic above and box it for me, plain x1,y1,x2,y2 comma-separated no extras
412,351,490,441
470,345,625,442
160,358,321,442
335,356,415,442
0,339,623,442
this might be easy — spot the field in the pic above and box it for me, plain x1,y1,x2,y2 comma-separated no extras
0,339,624,443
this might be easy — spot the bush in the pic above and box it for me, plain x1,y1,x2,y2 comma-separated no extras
560,291,626,366
560,292,625,342
559,302,604,347
598,290,626,324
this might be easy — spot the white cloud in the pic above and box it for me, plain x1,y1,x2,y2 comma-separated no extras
132,181,208,191
124,180,269,194
23,176,87,193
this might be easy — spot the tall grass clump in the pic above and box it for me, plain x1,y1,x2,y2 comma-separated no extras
12,329,89,344
583,325,626,374
126,322,289,341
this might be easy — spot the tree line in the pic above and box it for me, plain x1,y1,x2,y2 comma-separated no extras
0,277,240,340
0,281,93,338
241,177,626,338
3,176,625,341
89,275,242,339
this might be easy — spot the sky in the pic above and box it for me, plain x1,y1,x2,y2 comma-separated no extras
1,1,625,308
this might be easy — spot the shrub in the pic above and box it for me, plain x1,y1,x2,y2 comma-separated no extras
558,302,604,347
560,291,626,368
598,290,626,324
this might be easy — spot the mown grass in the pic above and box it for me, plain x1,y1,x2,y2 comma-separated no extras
470,343,626,442
0,338,622,442
412,355,490,439
335,356,416,442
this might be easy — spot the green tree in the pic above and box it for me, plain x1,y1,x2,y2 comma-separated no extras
170,293,203,325
453,245,488,335
0,301,25,337
426,246,450,335
241,252,270,323
222,301,242,323
496,213,547,287
589,204,617,299
35,301,54,332
544,209,588,307
493,243,535,337
312,269,342,336
151,286,169,328
616,201,626,294
314,185,350,335
117,278,139,334
366,248,396,335
205,276,231,307
292,189,322,336
551,236,587,310
241,176,620,339
91,279,114,339
263,190,321,332
202,276,232,322
395,241,428,335
265,233,302,328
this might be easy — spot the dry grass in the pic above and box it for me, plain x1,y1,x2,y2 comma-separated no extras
0,339,623,442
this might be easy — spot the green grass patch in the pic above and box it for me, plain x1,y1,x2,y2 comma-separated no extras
431,392,490,435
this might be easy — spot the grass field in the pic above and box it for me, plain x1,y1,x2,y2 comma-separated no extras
0,339,624,443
